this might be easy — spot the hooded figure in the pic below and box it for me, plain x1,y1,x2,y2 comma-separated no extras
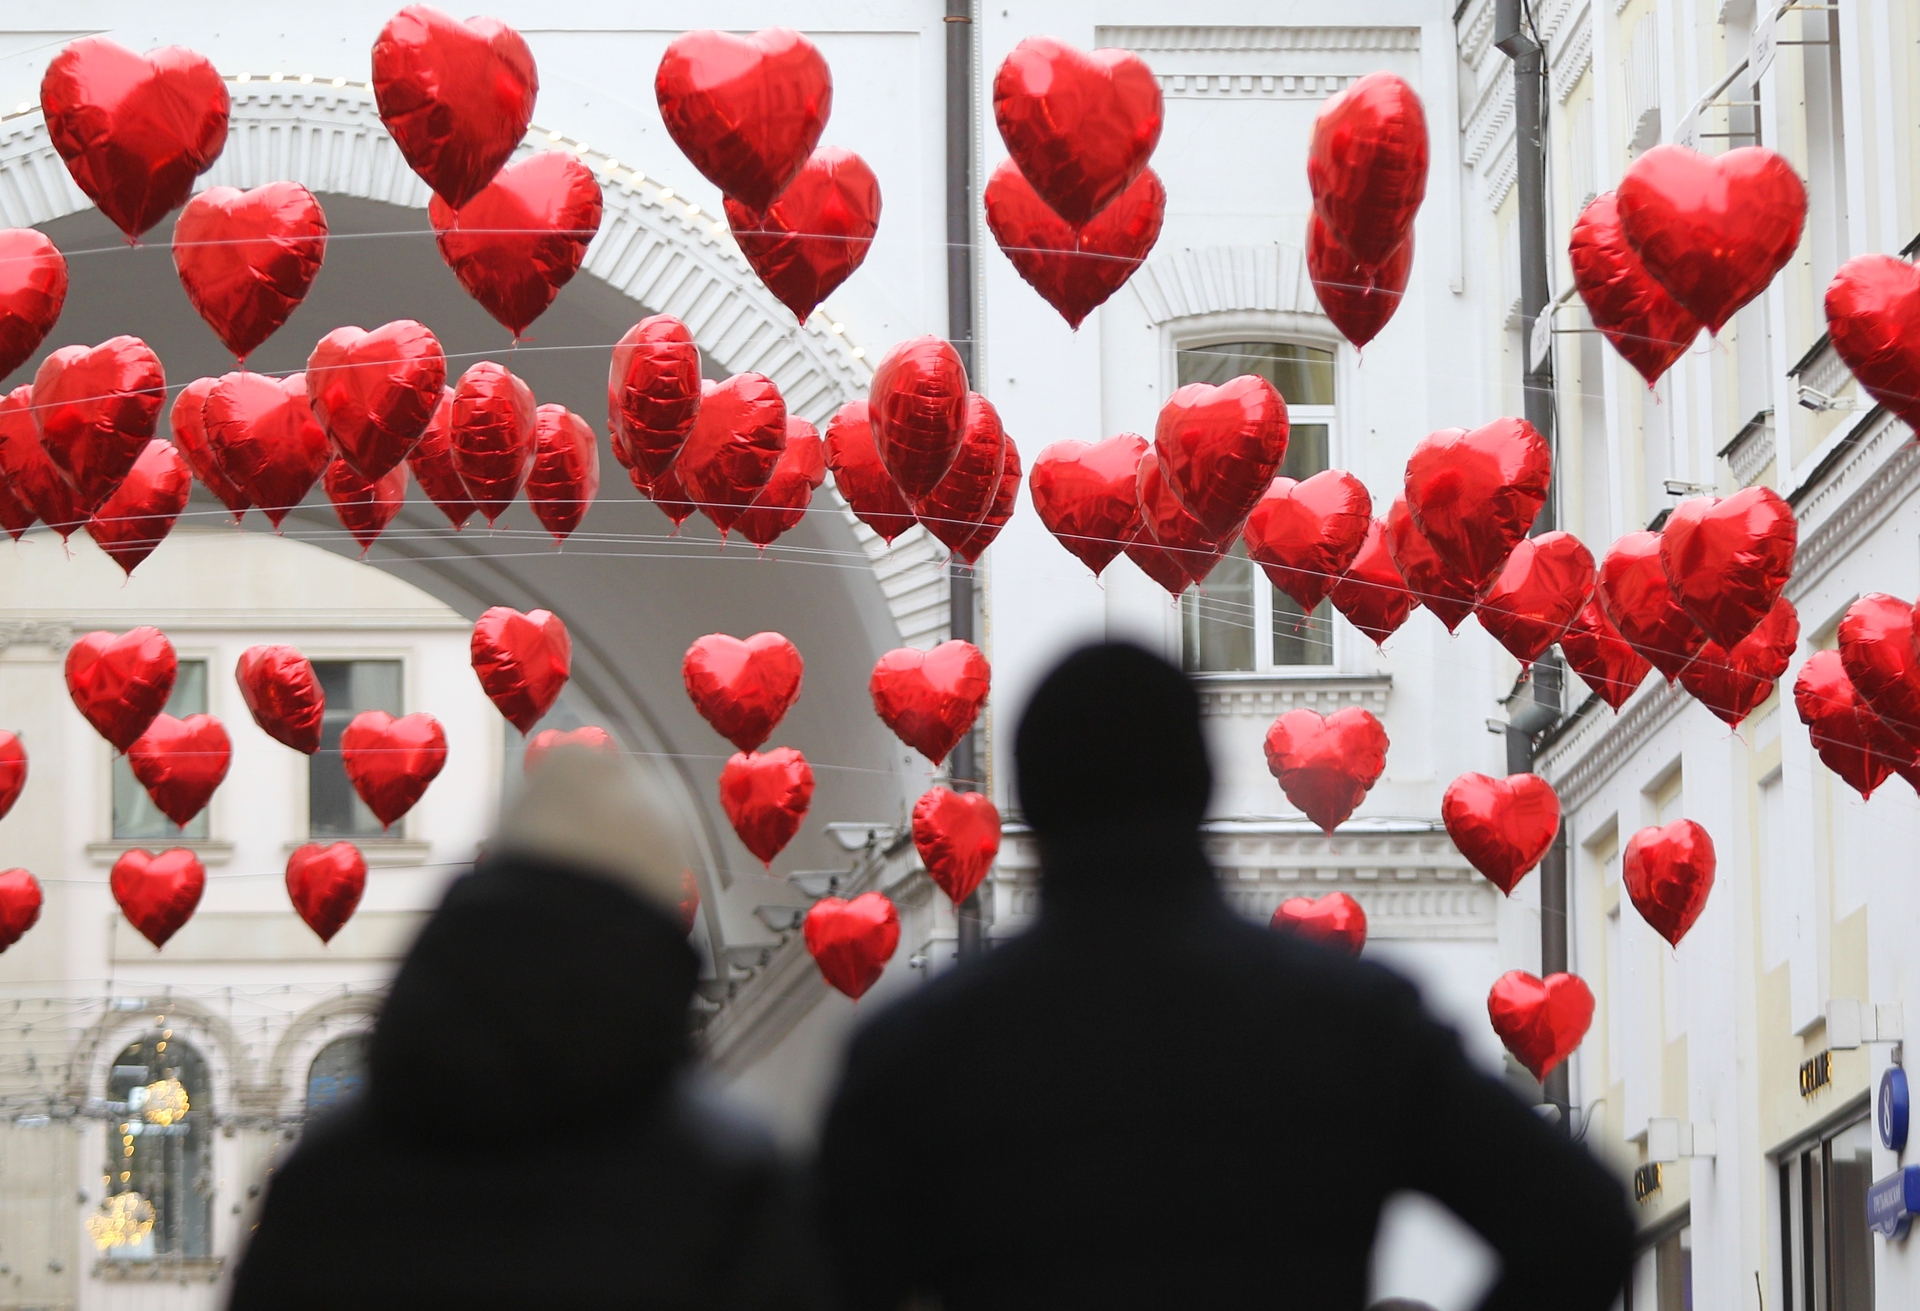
229,748,827,1311
817,643,1633,1310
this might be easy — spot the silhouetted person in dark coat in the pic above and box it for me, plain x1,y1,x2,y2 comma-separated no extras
817,643,1633,1310
229,749,827,1311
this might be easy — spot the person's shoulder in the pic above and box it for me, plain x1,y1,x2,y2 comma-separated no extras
843,928,1045,1057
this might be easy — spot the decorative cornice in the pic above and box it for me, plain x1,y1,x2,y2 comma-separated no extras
1098,26,1421,53
1130,243,1322,325
1719,410,1776,488
0,620,72,653
1152,72,1363,100
1550,4,1596,104
1194,674,1391,719
1537,680,1688,810
1787,409,1920,602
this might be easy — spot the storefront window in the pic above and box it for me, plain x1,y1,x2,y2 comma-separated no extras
102,1034,212,1259
1780,1115,1874,1310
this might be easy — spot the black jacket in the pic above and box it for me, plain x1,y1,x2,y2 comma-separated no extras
229,859,826,1311
818,828,1634,1311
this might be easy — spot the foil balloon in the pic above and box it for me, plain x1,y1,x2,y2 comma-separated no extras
719,746,815,864
656,28,832,212
1659,485,1796,648
33,336,166,511
1270,892,1367,955
203,371,332,527
407,388,477,530
1403,418,1551,589
471,607,571,734
1487,971,1593,1081
870,641,990,766
169,376,248,518
1568,191,1703,386
1826,254,1920,435
1474,531,1596,669
0,459,31,540
40,38,229,241
235,645,324,754
65,627,176,752
0,868,41,953
110,848,205,948
1306,71,1428,268
126,713,231,827
430,151,604,337
804,892,899,1000
992,37,1162,229
173,183,328,361
1328,519,1415,647
1244,469,1372,612
1795,650,1919,800
609,315,701,480
523,725,617,772
1123,527,1197,596
726,146,880,323
525,404,600,542
1029,432,1146,576
340,711,447,827
1597,530,1706,683
1623,818,1716,947
1838,593,1920,749
914,394,1009,556
84,438,190,575
869,336,969,498
286,842,367,943
1441,771,1560,895
1307,212,1412,350
372,6,539,209
983,159,1164,330
1677,596,1798,729
0,731,24,821
323,457,409,554
1559,597,1653,711
683,631,804,752
1616,145,1806,334
1384,495,1478,632
1136,448,1237,590
912,787,1001,905
953,438,1020,564
0,229,68,380
0,386,86,537
450,361,537,523
1153,373,1289,541
1262,706,1390,835
676,374,787,535
734,417,825,548
824,401,917,543
306,320,447,481
644,460,700,529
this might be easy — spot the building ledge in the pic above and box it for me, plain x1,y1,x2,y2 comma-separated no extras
1193,673,1391,719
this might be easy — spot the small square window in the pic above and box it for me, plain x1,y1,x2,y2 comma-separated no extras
309,661,403,838
112,662,208,840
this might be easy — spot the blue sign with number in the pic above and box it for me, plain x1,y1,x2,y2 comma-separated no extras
1882,1067,1910,1152
1869,1166,1920,1239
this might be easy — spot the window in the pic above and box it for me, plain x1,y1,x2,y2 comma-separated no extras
310,660,402,838
101,1034,211,1259
1176,342,1336,672
1798,6,1847,295
112,661,208,840
307,1033,370,1113
1624,11,1661,156
1780,1116,1874,1310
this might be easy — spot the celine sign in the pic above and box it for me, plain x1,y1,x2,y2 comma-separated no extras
1799,1051,1832,1098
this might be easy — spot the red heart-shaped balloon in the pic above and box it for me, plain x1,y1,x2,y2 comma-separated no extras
684,631,804,752
1384,494,1479,632
0,229,67,380
953,439,1021,565
173,183,328,361
406,388,477,531
471,607,570,734
1623,818,1715,946
1559,597,1653,711
524,404,599,543
984,160,1165,330
1475,530,1596,669
1329,518,1415,647
643,459,700,529
1270,892,1367,955
341,711,447,828
1441,771,1560,894
1123,527,1198,596
323,456,409,554
1826,254,1920,436
84,438,189,575
286,842,367,943
127,713,231,828
1838,593,1920,749
1659,486,1796,649
1597,530,1706,683
992,38,1162,229
66,627,176,752
1404,419,1551,590
914,394,1008,556
0,731,26,821
1487,971,1593,1080
1677,595,1798,728
726,147,880,324
40,39,229,240
524,725,617,773
0,386,85,537
110,847,205,948
1154,374,1289,541
431,151,604,338
677,374,787,534
656,28,832,213
1136,448,1237,590
0,867,41,952
1029,432,1146,576
1245,469,1372,612
1307,71,1428,268
235,645,324,754
912,786,1001,905
870,641,990,766
720,746,815,864
824,401,917,543
372,7,538,209
307,321,448,481
1569,191,1703,386
1795,649,1920,800
804,892,899,999
33,336,166,511
869,337,970,499
609,316,702,480
204,371,332,526
1263,707,1389,835
1307,212,1413,350
450,361,537,524
0,466,32,542
735,418,825,549
1617,145,1806,334
168,376,248,519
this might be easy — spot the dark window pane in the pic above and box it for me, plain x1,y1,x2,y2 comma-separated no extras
310,660,403,838
103,1036,211,1258
112,661,209,840
1281,423,1331,483
1825,1122,1874,1309
1176,341,1335,406
308,1033,371,1112
1272,593,1334,666
1181,544,1255,673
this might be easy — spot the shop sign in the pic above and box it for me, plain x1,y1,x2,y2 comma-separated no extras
1881,1066,1910,1152
1868,1165,1920,1239
1800,1050,1832,1098
1632,1162,1663,1203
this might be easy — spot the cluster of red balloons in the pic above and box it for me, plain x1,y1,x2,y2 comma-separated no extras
1795,593,1920,803
1306,73,1428,349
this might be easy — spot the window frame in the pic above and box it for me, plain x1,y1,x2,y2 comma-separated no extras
105,653,216,843
306,655,408,842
